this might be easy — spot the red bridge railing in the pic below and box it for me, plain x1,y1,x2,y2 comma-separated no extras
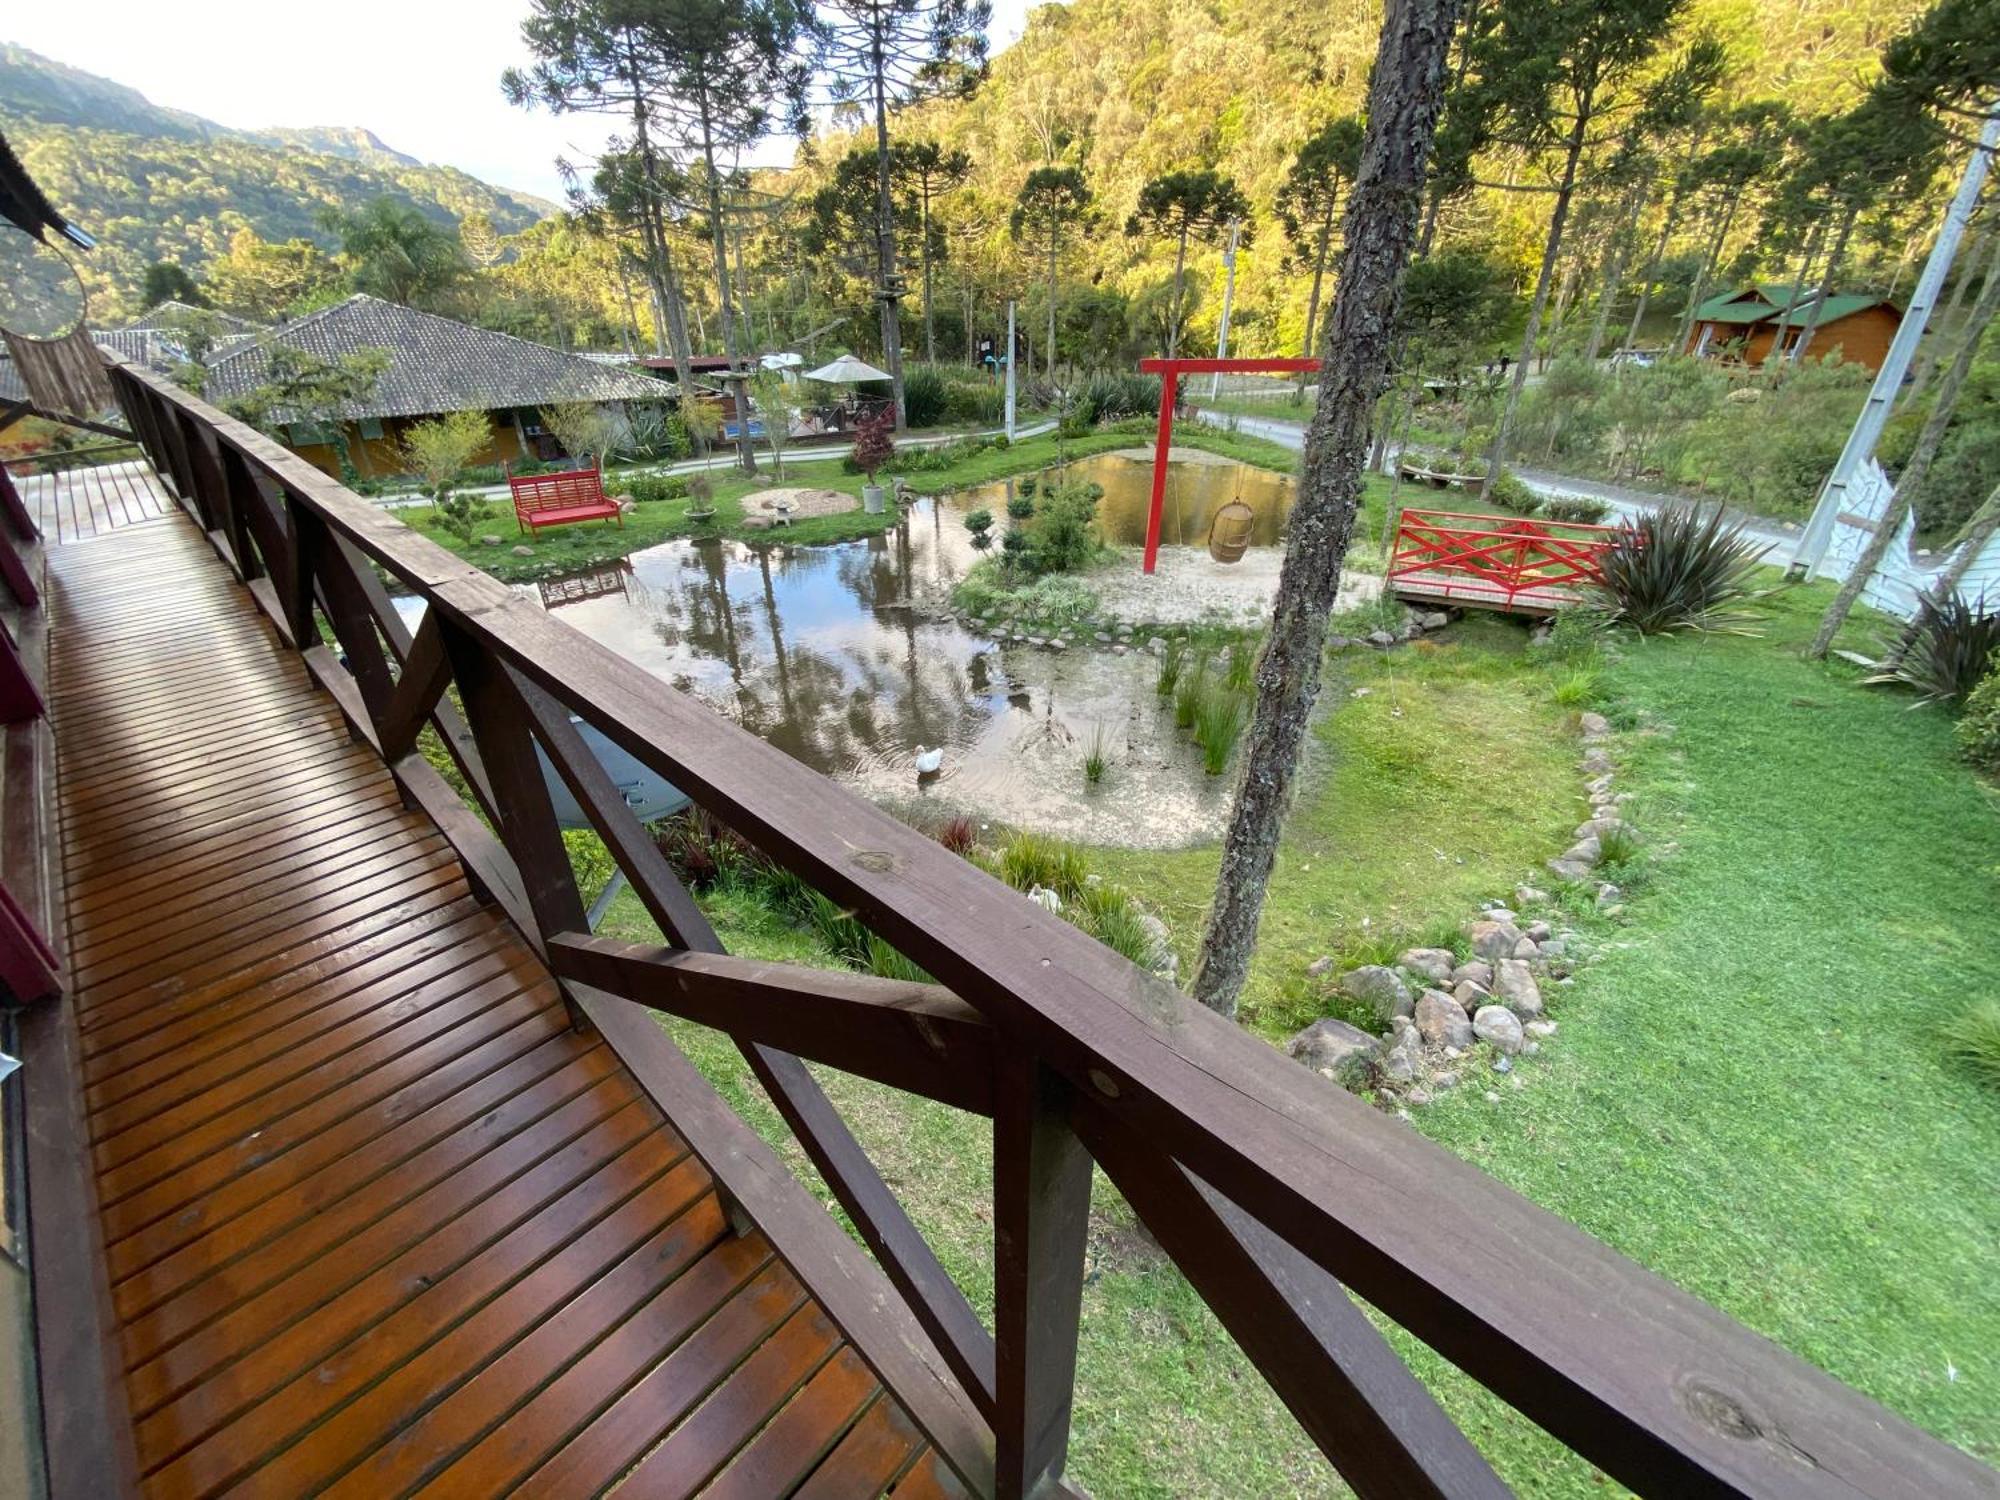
1389,507,1621,610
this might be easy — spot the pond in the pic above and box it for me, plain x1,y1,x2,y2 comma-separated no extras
404,452,1298,846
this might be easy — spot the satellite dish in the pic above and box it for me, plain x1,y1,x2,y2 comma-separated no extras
0,227,88,340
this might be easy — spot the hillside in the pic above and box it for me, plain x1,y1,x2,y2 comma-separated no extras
0,43,551,321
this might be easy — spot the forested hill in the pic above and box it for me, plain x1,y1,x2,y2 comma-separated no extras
0,43,551,321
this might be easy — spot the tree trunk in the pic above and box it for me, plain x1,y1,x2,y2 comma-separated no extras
921,182,937,364
1298,193,1338,398
1673,193,1737,356
1790,205,1856,364
1482,109,1587,498
697,90,758,475
1192,0,1464,1017
1167,228,1190,358
869,28,908,430
1903,227,1994,413
1047,233,1060,378
1585,170,1649,363
1808,258,2000,658
1763,221,1821,380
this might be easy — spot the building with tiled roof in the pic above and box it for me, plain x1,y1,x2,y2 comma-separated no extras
1683,284,1901,372
200,294,673,479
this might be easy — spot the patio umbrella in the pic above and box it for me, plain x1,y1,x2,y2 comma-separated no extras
802,353,893,383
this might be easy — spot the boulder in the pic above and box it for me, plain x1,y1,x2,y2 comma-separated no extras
1585,774,1615,796
1493,959,1543,1018
1339,965,1413,1024
1510,936,1540,960
1414,990,1474,1049
1381,1029,1421,1083
1574,817,1630,842
1287,1019,1380,1088
1452,979,1491,1009
1451,960,1493,990
1146,637,1166,655
1560,835,1603,868
1047,638,1067,651
1480,906,1518,926
1526,1019,1559,1039
1472,1005,1526,1054
1397,947,1456,984
512,544,535,557
1578,711,1611,738
479,534,504,546
1525,919,1552,942
1305,956,1336,978
1513,885,1549,908
1419,610,1450,630
1594,882,1623,909
1546,856,1595,882
1581,747,1615,775
1465,920,1523,963
1366,629,1397,648
1433,1070,1460,1091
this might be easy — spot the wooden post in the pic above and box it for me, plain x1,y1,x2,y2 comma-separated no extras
993,1053,1092,1499
1143,370,1177,574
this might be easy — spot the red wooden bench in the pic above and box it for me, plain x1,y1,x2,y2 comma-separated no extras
508,467,623,535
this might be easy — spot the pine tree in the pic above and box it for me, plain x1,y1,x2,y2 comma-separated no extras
1275,117,1364,383
1010,165,1092,377
1125,170,1253,359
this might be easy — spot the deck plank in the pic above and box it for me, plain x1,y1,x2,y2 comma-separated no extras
48,510,926,1497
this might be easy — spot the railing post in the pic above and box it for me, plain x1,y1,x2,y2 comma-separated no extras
993,1052,1092,1500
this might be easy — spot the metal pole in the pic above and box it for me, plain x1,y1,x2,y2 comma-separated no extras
1209,221,1242,399
1005,300,1018,442
1790,108,1999,578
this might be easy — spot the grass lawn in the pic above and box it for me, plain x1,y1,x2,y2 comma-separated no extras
393,422,1304,583
585,531,1999,1490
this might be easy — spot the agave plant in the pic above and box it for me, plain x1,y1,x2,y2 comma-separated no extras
1589,504,1771,635
1864,592,2000,706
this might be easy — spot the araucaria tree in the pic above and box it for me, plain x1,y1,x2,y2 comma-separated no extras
1010,165,1092,377
896,140,973,361
819,0,991,429
1192,0,1465,1016
1125,170,1253,358
1472,0,1685,498
633,0,817,474
1275,117,1364,372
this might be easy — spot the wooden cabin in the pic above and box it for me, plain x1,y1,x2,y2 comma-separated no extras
1683,284,1901,371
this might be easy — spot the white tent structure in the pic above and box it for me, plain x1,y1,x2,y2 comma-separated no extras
803,353,893,384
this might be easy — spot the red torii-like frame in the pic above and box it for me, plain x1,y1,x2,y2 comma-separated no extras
1138,355,1320,573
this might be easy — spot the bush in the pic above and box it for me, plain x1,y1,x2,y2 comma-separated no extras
902,364,950,429
1870,594,2000,706
1026,479,1101,575
851,407,895,479
1539,608,1607,661
1945,998,2000,1087
1487,470,1543,516
624,473,691,504
1543,496,1613,525
1955,654,2000,771
1591,504,1771,635
964,508,995,549
1072,371,1163,426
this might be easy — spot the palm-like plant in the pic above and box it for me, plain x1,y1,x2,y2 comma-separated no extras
1589,504,1771,635
1865,593,2000,706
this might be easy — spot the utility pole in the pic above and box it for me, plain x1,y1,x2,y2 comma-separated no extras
1791,108,2000,578
1004,299,1017,442
1209,219,1242,398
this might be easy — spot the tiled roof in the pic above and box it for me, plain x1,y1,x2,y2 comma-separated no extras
122,302,266,336
200,295,670,420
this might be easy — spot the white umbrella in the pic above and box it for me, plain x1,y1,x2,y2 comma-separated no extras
803,353,893,383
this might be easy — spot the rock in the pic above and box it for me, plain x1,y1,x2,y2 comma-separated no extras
1452,979,1491,1009
1381,1030,1420,1083
1339,965,1413,1024
1305,956,1336,978
1526,1019,1558,1039
1575,817,1629,842
1493,959,1543,1018
1112,644,1128,655
1525,919,1552,942
1047,638,1067,651
1481,907,1518,926
1514,885,1549,908
1325,634,1353,650
1492,1054,1514,1074
1147,637,1166,655
1472,1005,1526,1054
1465,920,1523,963
1559,835,1603,868
1510,936,1540,960
617,498,638,515
1585,774,1615,796
1484,1090,1502,1103
1451,960,1493,989
1407,1088,1432,1106
1415,990,1474,1049
1594,882,1624,909
1095,632,1112,643
1433,1070,1460,1091
512,544,535,557
479,533,504,546
1026,636,1047,648
1578,711,1611,738
1397,947,1456,984
1581,747,1615,775
1287,1019,1380,1088
1419,610,1449,630
1546,857,1594,882
1366,629,1397,648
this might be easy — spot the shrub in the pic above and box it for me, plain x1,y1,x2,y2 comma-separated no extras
1077,884,1156,965
1955,654,2000,771
1551,668,1598,707
964,508,995,549
933,814,977,855
851,407,895,479
1487,470,1543,516
1868,594,2000,706
1027,479,1101,575
1540,608,1607,661
1223,638,1257,694
625,473,692,504
1073,371,1163,426
1946,999,2000,1086
1597,822,1642,867
1590,504,1771,635
1543,496,1613,525
1019,477,1038,499
902,364,950,428
998,829,1087,901
1193,689,1248,774
1006,492,1036,520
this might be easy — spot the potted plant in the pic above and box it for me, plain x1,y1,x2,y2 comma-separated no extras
684,473,717,522
852,407,895,512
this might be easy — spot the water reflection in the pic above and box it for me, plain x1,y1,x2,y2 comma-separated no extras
941,447,1297,550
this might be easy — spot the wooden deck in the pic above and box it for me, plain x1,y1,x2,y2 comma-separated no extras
1386,568,1582,615
46,514,962,1498
14,459,174,546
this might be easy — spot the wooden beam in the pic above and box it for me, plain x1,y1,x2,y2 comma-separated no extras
1074,1102,1508,1499
376,610,451,764
547,935,996,1115
992,1054,1091,1500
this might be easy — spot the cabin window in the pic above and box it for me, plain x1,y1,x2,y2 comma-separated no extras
357,417,385,440
287,419,336,446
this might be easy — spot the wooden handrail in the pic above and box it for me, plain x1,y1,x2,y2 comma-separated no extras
100,354,1999,1500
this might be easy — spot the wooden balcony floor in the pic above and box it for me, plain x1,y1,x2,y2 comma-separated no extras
47,512,965,1499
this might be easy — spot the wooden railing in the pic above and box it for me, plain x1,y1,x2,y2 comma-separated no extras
101,354,1995,1500
1390,507,1621,609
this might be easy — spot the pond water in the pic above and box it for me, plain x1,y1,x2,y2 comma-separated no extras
943,447,1297,551
405,452,1296,846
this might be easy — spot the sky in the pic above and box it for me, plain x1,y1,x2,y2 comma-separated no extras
6,0,1044,204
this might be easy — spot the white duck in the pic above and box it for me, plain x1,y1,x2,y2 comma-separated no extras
912,744,945,776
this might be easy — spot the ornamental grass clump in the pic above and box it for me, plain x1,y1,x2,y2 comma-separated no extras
1590,503,1771,635
1944,999,2000,1088
1193,687,1248,775
1156,637,1190,698
1867,594,2000,706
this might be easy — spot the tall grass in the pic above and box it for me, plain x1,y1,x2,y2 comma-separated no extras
1156,637,1190,698
1224,638,1257,695
1551,667,1599,707
1083,723,1112,785
1174,663,1209,730
1945,999,2000,1087
1194,689,1248,774
1075,881,1155,965
998,829,1087,901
